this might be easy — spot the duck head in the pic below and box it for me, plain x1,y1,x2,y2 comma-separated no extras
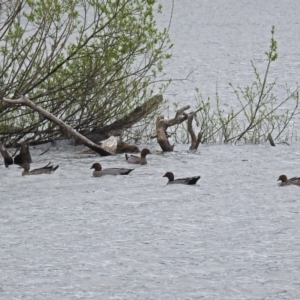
90,163,102,171
141,148,151,157
278,174,288,183
163,172,174,182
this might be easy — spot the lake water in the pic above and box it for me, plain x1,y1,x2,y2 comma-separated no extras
1,1,300,299
1,143,300,300
156,0,300,110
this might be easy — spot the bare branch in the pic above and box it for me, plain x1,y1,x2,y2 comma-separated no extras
39,148,50,156
3,97,25,104
3,96,114,156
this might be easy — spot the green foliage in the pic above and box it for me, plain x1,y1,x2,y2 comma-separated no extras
0,0,172,145
266,26,277,61
170,27,300,145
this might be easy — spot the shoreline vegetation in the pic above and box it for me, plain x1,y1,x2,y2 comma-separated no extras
0,0,172,148
0,1,299,152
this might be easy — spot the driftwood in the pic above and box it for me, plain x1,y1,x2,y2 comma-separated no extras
3,96,113,156
156,105,203,152
267,133,276,147
2,94,164,147
0,140,33,167
186,110,203,150
156,105,191,151
14,141,33,165
84,94,163,142
100,136,118,154
116,141,139,154
0,141,13,167
75,140,139,155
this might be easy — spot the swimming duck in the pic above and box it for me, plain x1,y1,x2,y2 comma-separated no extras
0,141,13,167
22,163,59,176
277,174,300,186
163,172,200,185
90,162,134,177
125,148,151,165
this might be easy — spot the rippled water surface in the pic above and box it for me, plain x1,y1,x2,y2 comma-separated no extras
1,142,300,299
1,1,300,299
156,0,300,107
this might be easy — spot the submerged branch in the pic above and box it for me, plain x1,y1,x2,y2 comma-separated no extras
156,105,201,151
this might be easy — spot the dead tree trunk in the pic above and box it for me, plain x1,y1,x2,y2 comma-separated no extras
14,141,33,165
186,109,203,150
156,105,190,151
156,106,203,152
116,141,140,153
0,141,13,167
3,96,113,156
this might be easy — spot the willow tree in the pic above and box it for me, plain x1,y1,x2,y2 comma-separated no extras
0,0,172,146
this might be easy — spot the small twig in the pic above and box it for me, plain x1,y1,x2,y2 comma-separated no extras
194,107,203,115
39,148,50,156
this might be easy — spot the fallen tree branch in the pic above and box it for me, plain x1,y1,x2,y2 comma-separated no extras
156,105,190,151
3,96,114,156
84,94,164,142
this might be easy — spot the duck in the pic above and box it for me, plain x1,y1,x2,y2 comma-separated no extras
125,148,151,165
0,141,13,167
90,162,134,177
163,172,200,185
22,163,59,176
277,174,300,186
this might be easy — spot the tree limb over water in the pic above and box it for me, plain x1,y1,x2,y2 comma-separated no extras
3,96,113,156
0,1,172,145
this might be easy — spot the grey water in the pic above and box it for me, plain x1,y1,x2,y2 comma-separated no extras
1,1,300,299
156,0,300,109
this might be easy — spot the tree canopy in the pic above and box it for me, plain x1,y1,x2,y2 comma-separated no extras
0,0,172,145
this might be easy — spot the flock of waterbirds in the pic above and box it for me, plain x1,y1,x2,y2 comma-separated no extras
1,140,299,186
0,140,200,185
